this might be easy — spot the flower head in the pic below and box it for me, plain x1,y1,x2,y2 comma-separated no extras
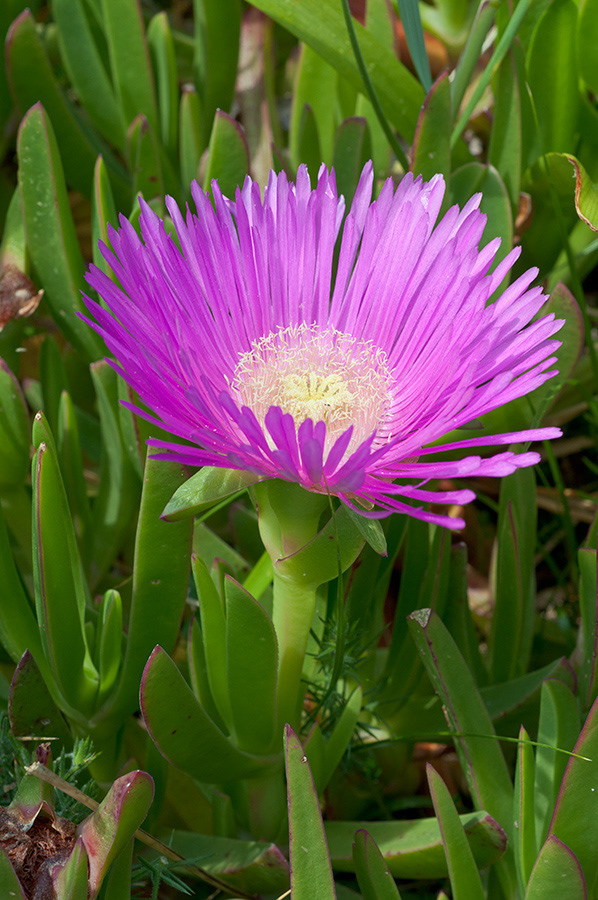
82,163,562,528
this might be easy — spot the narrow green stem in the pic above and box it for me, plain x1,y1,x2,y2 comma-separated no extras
272,570,318,733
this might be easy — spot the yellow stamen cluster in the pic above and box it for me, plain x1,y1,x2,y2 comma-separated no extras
231,323,393,453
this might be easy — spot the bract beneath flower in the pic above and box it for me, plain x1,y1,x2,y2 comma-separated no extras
81,162,562,528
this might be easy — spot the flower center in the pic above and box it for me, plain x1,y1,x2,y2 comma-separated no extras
231,324,393,453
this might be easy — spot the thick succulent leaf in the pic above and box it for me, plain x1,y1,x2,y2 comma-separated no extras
100,0,159,134
16,103,103,360
565,154,598,231
290,43,337,167
0,358,29,490
126,114,165,201
8,650,71,745
353,830,402,899
95,457,192,723
525,835,587,899
489,468,537,683
193,0,241,127
449,163,512,280
411,72,451,186
92,155,119,279
332,117,373,208
286,725,337,899
513,726,537,893
203,111,250,198
0,507,49,676
140,646,275,782
427,765,485,898
160,830,290,894
88,362,141,588
0,847,26,898
163,466,259,520
53,0,127,150
546,693,598,893
578,0,598,94
51,837,89,900
191,555,233,730
249,0,422,139
179,86,205,188
526,0,579,154
225,576,278,754
488,50,521,212
7,11,129,203
147,12,179,158
326,812,507,878
32,429,98,714
78,771,154,894
57,390,92,552
407,609,516,890
534,679,580,848
529,282,583,415
320,686,362,790
578,549,598,708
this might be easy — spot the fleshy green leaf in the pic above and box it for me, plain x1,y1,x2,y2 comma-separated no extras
286,725,337,899
249,0,422,139
202,111,250,198
326,813,507,877
8,649,71,745
290,43,337,167
525,835,586,899
0,507,49,677
449,163,513,283
51,837,89,900
488,50,521,213
489,468,537,682
546,693,598,893
160,830,290,894
0,358,29,491
78,770,154,894
513,726,537,893
96,457,192,722
191,554,233,731
411,72,451,187
426,764,485,898
353,829,402,899
0,847,26,898
92,155,119,279
17,103,103,360
53,0,127,150
407,609,516,891
565,154,598,232
332,117,372,208
147,11,179,159
140,646,275,782
179,86,204,189
193,0,241,128
526,0,579,154
126,114,165,201
225,576,278,754
7,11,129,203
534,679,580,848
100,0,159,134
32,427,98,714
88,362,141,587
162,466,259,520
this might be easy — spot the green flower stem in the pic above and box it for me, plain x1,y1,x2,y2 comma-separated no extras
254,481,328,733
271,570,319,733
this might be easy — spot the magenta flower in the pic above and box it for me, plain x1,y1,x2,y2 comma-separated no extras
82,163,562,528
